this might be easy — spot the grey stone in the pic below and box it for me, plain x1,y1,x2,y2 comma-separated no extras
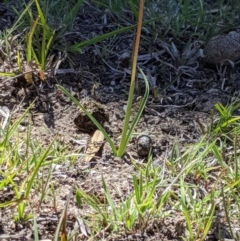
203,31,240,65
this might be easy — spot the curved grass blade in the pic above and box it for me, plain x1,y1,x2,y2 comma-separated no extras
117,68,149,157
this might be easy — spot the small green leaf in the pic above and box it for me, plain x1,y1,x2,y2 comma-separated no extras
76,189,82,208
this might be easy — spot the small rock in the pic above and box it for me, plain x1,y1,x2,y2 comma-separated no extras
203,30,240,65
18,125,26,132
137,135,152,156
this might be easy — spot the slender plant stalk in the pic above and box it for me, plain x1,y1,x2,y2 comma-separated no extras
27,15,39,62
117,0,144,156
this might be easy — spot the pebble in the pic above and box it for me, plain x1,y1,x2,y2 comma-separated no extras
136,134,152,156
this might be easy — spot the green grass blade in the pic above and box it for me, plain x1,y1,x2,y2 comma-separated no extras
25,137,56,197
143,177,158,206
180,200,193,239
31,46,40,65
17,50,22,71
75,188,104,215
133,174,141,204
118,68,149,156
214,116,240,133
0,197,28,208
0,72,16,77
201,202,215,240
26,15,39,62
41,27,46,69
128,0,138,19
63,0,84,28
75,189,82,208
214,103,228,117
46,29,55,53
33,216,39,241
65,24,137,52
11,0,34,33
233,136,239,182
35,0,50,37
101,176,117,220
34,0,53,69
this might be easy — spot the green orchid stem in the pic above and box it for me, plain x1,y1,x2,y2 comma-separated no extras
117,0,144,157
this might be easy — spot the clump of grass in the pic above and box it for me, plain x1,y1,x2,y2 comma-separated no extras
74,156,162,238
0,104,68,222
0,0,139,84
94,0,240,41
58,0,148,157
196,99,240,136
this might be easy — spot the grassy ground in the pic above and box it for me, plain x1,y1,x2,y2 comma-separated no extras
0,0,240,240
